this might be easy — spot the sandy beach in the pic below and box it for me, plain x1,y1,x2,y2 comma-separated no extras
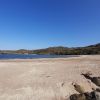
0,55,100,100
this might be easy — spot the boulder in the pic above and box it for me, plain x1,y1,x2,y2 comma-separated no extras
72,83,85,94
92,77,100,87
70,93,86,100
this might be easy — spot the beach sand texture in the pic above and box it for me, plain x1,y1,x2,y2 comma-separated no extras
0,55,100,100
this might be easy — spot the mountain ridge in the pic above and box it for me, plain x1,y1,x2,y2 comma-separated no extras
0,43,100,55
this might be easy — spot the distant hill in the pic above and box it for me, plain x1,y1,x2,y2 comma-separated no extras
32,43,100,55
0,43,100,55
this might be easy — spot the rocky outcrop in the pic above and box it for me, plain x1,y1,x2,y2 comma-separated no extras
81,72,100,87
72,82,85,94
70,88,100,100
69,72,100,100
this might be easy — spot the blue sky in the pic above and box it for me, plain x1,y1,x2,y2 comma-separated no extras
0,0,100,50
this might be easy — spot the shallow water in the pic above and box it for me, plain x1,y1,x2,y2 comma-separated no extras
0,54,78,59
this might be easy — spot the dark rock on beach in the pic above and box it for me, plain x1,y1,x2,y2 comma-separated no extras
81,73,100,87
70,91,98,100
70,93,86,100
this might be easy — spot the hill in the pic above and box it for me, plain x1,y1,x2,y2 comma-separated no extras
0,43,100,55
32,43,100,55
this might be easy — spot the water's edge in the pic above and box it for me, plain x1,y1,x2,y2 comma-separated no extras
0,54,79,59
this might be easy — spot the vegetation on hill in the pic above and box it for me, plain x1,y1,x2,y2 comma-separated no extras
0,43,100,55
32,43,100,55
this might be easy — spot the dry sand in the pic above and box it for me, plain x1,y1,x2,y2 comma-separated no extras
0,55,100,100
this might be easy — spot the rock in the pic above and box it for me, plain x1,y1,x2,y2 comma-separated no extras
84,92,96,100
70,92,97,100
70,93,86,100
81,72,92,80
92,77,100,87
96,88,100,92
94,88,100,100
72,83,85,94
81,72,100,87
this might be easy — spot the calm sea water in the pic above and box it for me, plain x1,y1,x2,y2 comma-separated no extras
0,54,79,59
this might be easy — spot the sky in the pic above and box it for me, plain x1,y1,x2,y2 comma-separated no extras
0,0,100,50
